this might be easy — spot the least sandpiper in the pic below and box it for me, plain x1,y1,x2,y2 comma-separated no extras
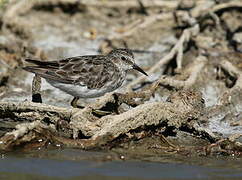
23,49,148,107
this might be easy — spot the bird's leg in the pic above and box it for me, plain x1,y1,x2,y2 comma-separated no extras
32,74,42,103
71,97,84,108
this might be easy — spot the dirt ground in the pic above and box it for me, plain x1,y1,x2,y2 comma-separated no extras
0,0,242,157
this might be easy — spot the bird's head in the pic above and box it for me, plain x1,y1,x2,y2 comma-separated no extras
108,48,148,76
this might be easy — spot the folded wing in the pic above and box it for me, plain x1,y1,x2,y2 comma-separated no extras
23,56,116,89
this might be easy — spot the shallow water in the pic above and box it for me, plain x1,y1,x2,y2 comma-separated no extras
1,149,242,180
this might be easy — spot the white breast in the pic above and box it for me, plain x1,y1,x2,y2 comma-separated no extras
46,78,124,98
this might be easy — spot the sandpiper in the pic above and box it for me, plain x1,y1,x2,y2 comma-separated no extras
23,49,148,107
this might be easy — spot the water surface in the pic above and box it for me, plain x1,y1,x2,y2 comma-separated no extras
1,149,242,180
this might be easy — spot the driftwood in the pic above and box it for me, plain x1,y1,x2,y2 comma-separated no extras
0,0,242,156
125,15,199,90
0,89,217,150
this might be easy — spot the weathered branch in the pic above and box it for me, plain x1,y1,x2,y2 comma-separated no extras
220,60,242,89
43,0,178,9
110,14,173,40
126,23,200,91
156,56,207,89
0,89,215,150
0,101,73,122
191,1,242,18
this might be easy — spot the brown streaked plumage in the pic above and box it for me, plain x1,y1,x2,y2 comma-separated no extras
23,48,148,107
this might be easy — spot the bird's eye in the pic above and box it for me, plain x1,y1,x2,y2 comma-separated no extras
121,56,126,60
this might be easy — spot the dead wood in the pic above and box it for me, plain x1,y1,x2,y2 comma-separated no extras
220,60,242,90
0,101,73,122
1,0,242,156
126,22,200,91
205,133,242,156
28,0,178,9
0,89,216,150
156,56,207,89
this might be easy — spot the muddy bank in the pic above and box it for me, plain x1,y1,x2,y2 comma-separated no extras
0,0,242,157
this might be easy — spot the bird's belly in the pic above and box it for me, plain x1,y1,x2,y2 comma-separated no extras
47,80,121,98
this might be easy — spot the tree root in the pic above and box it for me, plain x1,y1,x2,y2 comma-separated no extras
220,60,242,90
80,0,178,9
156,56,207,89
126,22,200,91
205,133,242,156
215,60,242,106
0,89,214,150
0,101,73,122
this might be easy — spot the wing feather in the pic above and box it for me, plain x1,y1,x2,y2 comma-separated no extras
23,56,117,88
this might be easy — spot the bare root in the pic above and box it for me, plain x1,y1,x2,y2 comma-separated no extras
126,23,200,91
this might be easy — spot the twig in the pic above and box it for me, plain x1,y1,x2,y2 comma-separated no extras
126,24,200,91
3,0,32,21
211,1,242,14
109,13,173,40
6,120,44,140
160,134,178,149
205,133,242,155
191,1,242,20
156,56,207,89
80,0,179,9
0,101,73,122
220,60,242,89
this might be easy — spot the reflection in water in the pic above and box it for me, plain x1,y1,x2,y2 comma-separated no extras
0,149,242,180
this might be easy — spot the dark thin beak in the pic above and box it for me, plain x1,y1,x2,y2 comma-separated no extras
133,64,148,76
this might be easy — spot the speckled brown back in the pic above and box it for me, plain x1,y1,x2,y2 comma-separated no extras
23,55,121,89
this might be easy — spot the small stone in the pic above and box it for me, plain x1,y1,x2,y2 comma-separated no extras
120,155,125,160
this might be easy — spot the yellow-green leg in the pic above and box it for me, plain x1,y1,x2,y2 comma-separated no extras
71,97,84,108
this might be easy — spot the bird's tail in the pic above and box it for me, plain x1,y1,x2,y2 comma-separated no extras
25,59,59,67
